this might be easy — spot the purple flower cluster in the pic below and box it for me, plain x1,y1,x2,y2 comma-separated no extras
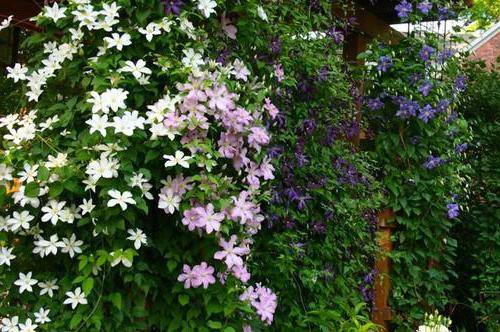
418,104,436,123
312,221,328,234
437,49,454,63
447,203,459,219
436,99,450,113
270,37,282,54
409,73,423,85
367,97,384,111
363,209,378,234
341,120,361,141
396,98,419,119
454,75,467,92
423,155,445,169
418,80,433,96
419,44,435,62
318,67,330,81
324,125,340,146
377,55,393,72
177,262,216,289
395,0,413,18
455,143,468,153
164,0,184,15
417,1,433,14
327,27,345,44
360,269,377,305
446,111,458,123
334,158,365,186
438,6,455,20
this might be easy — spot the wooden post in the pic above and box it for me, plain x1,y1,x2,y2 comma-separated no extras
372,208,395,331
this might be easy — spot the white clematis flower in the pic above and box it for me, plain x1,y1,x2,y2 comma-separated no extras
158,190,181,214
120,60,152,79
107,189,136,211
104,32,131,51
163,151,192,168
197,0,217,18
138,22,162,42
85,114,110,137
14,272,38,293
7,63,28,82
63,287,87,309
126,228,147,249
44,2,66,23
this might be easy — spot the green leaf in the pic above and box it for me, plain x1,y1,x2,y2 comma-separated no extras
78,256,88,271
48,182,64,198
136,198,149,214
167,260,177,272
69,312,83,329
24,182,39,197
109,292,122,310
178,294,189,306
207,321,222,329
82,277,94,295
64,179,82,194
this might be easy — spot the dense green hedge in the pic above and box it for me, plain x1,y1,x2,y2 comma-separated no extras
453,61,500,331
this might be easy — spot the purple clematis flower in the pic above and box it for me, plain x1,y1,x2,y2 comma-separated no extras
447,203,459,219
418,80,433,96
164,0,184,15
455,143,468,153
313,222,327,234
409,73,423,85
296,195,311,210
438,6,453,20
396,99,419,119
417,1,433,14
418,104,436,123
327,27,345,44
377,56,393,72
318,67,330,81
454,75,467,92
423,155,444,169
270,37,282,54
395,0,413,18
437,49,454,63
367,97,384,111
436,99,450,113
446,111,458,123
419,44,435,62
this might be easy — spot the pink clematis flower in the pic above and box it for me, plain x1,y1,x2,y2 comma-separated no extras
182,207,205,231
192,262,216,288
231,264,251,283
177,262,216,289
264,98,279,119
257,157,275,180
199,203,225,234
273,63,285,82
213,235,247,268
218,132,242,158
205,85,235,111
230,191,259,225
248,127,270,151
221,15,237,40
177,264,198,288
245,162,261,190
240,284,278,325
222,107,252,132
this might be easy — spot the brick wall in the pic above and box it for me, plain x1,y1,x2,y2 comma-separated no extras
470,31,500,70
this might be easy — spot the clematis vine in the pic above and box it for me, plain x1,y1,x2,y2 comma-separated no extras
0,0,278,328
